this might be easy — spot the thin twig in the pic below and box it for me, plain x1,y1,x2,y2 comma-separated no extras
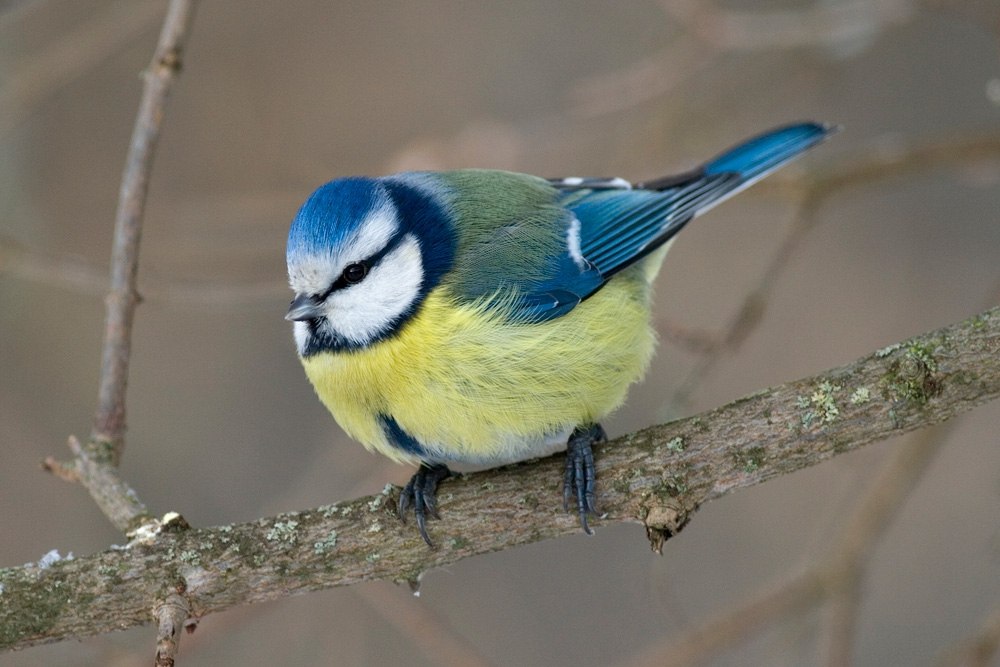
669,194,820,407
935,609,1000,667
90,0,197,456
823,581,862,667
153,592,191,667
355,584,499,667
622,569,830,667
41,0,198,534
54,436,153,534
658,0,913,52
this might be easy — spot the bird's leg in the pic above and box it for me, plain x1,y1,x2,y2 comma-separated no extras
563,423,605,534
398,463,451,546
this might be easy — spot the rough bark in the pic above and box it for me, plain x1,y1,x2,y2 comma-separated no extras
2,306,997,653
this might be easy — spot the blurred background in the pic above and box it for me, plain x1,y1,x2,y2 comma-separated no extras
2,1,999,665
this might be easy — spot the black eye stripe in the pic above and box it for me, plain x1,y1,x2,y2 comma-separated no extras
316,232,407,300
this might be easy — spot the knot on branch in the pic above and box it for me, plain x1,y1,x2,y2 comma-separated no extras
155,47,183,74
881,342,943,407
643,502,694,555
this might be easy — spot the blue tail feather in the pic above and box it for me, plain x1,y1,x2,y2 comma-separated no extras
567,122,835,280
703,122,835,181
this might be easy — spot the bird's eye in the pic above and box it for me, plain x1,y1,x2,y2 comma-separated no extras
342,261,369,285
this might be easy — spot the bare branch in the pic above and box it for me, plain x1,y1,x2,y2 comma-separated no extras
2,306,997,652
622,568,829,667
54,436,153,534
936,609,1000,667
354,585,499,667
91,0,197,456
38,0,198,534
153,592,190,667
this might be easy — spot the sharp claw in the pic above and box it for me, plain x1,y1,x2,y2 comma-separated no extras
398,464,450,547
564,424,603,535
416,512,433,547
398,479,415,522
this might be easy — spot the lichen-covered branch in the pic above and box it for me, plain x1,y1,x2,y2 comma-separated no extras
2,306,998,653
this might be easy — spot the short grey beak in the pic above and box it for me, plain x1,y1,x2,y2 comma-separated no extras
285,293,323,321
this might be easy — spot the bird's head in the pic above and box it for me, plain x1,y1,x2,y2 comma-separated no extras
285,176,454,355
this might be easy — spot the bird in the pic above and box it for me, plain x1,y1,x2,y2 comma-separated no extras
285,121,835,546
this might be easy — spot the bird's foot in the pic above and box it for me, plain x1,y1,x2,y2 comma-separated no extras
398,463,451,546
563,423,606,534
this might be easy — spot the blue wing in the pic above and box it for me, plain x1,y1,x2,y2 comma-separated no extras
511,122,835,321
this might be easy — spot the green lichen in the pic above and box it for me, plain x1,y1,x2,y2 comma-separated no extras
96,563,124,585
849,386,871,404
448,536,470,550
0,568,69,649
265,520,299,545
875,343,901,358
798,381,841,428
612,477,632,494
690,417,710,433
970,312,990,330
653,471,689,498
733,446,766,474
908,342,938,372
666,436,685,453
518,494,539,510
811,381,841,424
178,550,201,565
365,552,382,564
313,530,338,555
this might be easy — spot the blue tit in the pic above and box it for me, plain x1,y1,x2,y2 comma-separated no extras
286,122,835,545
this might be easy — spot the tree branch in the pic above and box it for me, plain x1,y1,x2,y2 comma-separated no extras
40,0,198,536
3,306,998,653
91,0,197,459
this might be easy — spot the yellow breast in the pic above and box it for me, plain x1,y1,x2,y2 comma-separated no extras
300,258,661,466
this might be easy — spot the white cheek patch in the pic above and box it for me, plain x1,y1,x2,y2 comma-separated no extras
293,321,311,355
324,234,424,346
